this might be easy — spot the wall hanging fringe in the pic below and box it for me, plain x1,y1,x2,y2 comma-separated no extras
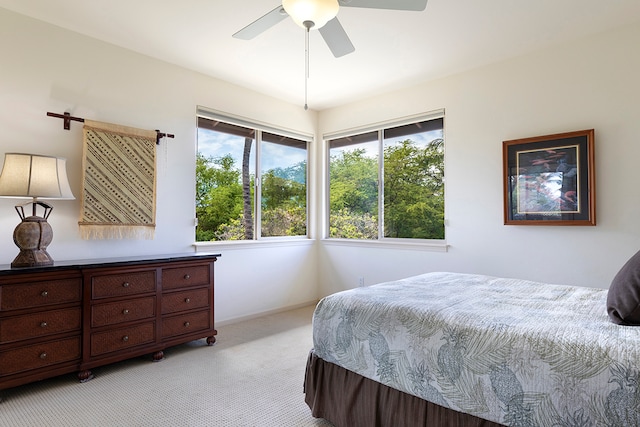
47,112,174,144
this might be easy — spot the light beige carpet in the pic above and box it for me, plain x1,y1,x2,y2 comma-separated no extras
0,305,333,427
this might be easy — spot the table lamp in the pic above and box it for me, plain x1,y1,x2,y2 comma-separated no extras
0,153,75,268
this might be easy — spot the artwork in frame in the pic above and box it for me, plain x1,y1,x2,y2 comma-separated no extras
503,129,595,225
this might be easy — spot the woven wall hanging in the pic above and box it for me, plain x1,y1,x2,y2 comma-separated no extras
79,120,157,239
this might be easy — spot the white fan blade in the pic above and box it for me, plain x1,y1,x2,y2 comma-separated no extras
319,17,355,58
233,6,289,40
338,0,427,11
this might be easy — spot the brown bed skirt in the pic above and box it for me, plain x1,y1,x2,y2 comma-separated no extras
304,350,506,427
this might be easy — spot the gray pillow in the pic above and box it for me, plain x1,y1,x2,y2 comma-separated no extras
607,250,640,325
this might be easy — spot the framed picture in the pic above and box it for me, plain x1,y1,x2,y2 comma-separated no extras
503,129,595,225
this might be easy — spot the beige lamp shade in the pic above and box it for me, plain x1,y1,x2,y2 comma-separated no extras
0,153,75,200
0,153,75,267
282,0,339,29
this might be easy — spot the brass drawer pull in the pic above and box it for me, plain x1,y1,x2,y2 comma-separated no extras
184,322,190,327
40,321,48,328
40,352,47,359
185,298,191,303
184,274,190,280
122,336,129,342
123,309,130,315
41,291,48,297
122,282,130,288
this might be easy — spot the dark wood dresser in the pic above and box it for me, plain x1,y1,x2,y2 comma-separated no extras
0,253,219,400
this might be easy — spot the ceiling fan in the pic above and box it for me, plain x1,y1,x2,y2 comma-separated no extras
233,0,429,58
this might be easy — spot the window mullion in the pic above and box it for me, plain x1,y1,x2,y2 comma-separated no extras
255,130,262,240
378,130,384,240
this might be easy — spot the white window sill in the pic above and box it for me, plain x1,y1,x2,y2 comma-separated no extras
194,237,447,252
194,237,314,252
321,238,448,252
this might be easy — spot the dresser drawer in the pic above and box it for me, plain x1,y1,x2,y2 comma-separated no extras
0,308,81,343
162,264,210,290
162,310,211,339
90,322,155,357
0,278,81,311
162,288,209,315
0,337,81,376
91,297,156,327
90,270,156,299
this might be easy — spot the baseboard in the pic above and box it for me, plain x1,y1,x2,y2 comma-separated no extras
216,300,319,327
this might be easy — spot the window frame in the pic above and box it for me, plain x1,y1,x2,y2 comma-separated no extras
324,110,447,251
195,107,312,245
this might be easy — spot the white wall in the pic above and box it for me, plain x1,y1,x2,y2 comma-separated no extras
3,7,640,324
317,22,640,294
0,8,318,323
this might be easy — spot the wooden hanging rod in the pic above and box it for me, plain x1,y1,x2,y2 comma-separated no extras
47,111,83,130
47,111,175,145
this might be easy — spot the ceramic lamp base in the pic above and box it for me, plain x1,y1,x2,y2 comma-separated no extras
11,215,54,268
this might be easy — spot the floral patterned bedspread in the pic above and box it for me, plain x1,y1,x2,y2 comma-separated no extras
312,272,640,427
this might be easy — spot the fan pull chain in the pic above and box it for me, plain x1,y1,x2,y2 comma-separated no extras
304,26,309,110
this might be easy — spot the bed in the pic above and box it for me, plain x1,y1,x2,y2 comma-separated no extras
304,271,640,427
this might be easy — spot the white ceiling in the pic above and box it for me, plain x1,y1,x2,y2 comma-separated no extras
2,0,640,111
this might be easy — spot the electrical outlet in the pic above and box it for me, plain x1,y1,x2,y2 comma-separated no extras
358,276,365,287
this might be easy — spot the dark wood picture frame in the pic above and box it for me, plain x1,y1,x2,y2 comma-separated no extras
503,129,595,226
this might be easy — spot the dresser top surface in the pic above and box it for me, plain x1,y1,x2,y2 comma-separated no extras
0,253,221,276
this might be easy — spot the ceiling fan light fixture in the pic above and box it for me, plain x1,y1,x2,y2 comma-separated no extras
282,0,339,30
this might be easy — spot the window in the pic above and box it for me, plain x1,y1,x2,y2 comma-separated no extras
196,110,309,241
327,113,444,240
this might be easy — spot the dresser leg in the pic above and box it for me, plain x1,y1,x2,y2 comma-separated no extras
78,370,94,383
152,350,165,362
206,335,216,345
